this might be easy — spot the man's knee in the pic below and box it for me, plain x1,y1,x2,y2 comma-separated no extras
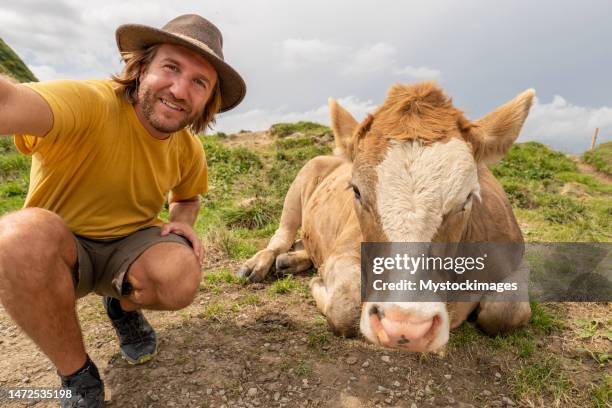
0,208,77,297
127,243,201,310
0,208,76,277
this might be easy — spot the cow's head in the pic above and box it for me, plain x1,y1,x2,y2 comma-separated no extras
329,82,534,352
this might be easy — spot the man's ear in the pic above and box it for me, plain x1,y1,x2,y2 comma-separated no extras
469,89,535,164
329,97,358,160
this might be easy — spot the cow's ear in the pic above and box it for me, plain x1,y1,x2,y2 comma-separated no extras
329,97,358,160
468,89,535,164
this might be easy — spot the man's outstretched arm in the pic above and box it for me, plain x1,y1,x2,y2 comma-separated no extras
0,75,53,137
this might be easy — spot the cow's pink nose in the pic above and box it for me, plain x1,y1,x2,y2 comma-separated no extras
368,307,440,352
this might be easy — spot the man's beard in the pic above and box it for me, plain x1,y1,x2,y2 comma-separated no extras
138,84,199,134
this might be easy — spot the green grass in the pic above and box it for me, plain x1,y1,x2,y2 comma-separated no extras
202,226,259,260
583,141,612,176
237,293,263,306
590,374,612,408
448,322,482,348
492,142,577,181
490,142,611,241
529,303,565,334
267,274,309,296
222,198,281,229
203,268,247,286
306,317,330,349
270,121,330,138
198,302,226,320
510,356,573,402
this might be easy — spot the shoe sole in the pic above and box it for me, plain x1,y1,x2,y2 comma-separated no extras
121,343,158,365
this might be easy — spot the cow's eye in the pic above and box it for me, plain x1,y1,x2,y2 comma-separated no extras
349,182,361,201
462,192,474,211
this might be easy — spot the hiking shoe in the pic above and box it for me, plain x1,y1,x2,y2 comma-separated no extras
59,356,105,407
103,296,157,364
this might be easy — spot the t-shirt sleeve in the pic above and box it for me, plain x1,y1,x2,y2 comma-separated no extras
171,136,209,201
14,80,107,161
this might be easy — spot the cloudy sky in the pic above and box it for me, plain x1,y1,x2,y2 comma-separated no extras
1,0,610,153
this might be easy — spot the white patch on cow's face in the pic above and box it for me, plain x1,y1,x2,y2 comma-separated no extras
357,138,479,352
375,138,480,242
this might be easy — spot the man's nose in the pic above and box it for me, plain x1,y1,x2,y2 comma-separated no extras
168,76,189,101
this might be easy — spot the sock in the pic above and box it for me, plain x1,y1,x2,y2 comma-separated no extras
106,297,126,319
61,354,101,382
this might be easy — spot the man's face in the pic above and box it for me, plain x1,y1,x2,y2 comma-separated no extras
136,43,218,137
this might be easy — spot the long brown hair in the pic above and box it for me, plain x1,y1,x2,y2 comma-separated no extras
112,44,222,134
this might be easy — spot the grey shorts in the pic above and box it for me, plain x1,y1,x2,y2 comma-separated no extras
72,226,191,299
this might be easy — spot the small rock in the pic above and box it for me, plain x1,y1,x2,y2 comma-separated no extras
274,392,280,401
206,388,212,395
362,361,370,368
384,397,393,404
444,374,452,380
21,377,30,384
481,390,492,397
495,372,502,379
502,396,516,406
346,356,358,365
381,355,391,363
411,404,417,408
247,387,258,397
392,381,401,387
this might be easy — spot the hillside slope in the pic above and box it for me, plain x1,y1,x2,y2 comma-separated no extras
0,38,37,82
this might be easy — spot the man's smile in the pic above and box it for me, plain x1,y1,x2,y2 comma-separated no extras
159,97,186,112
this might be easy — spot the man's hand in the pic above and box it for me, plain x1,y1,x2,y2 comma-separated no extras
160,221,203,263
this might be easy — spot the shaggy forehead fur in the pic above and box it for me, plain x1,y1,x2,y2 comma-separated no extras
354,82,473,164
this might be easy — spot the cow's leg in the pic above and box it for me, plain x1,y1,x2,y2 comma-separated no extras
310,255,361,337
237,170,307,282
276,249,313,275
475,259,531,335
448,301,479,330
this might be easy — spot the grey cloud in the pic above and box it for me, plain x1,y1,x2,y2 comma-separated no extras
1,0,610,153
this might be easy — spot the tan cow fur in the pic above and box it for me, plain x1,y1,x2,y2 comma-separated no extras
239,82,534,350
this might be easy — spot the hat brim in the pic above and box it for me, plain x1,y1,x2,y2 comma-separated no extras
116,24,246,113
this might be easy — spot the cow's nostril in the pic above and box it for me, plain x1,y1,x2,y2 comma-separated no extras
398,335,410,345
369,305,384,318
369,305,378,316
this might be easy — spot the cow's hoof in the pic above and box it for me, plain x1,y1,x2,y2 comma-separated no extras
238,267,265,283
237,266,253,279
276,254,290,270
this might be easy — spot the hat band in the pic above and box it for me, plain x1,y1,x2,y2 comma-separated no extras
172,32,220,60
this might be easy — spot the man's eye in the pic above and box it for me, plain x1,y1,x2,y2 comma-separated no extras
194,79,207,88
164,64,178,72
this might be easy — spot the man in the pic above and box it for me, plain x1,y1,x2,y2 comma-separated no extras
0,14,245,407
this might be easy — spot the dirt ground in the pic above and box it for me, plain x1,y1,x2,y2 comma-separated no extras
0,260,610,408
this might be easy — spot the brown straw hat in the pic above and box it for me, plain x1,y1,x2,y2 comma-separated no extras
116,14,246,112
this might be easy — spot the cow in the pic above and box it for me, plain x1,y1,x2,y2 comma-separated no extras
238,82,534,352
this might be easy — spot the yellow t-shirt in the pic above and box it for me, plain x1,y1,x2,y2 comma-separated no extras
14,79,208,239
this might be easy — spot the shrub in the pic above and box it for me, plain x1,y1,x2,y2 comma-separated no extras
492,142,576,181
270,121,330,138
